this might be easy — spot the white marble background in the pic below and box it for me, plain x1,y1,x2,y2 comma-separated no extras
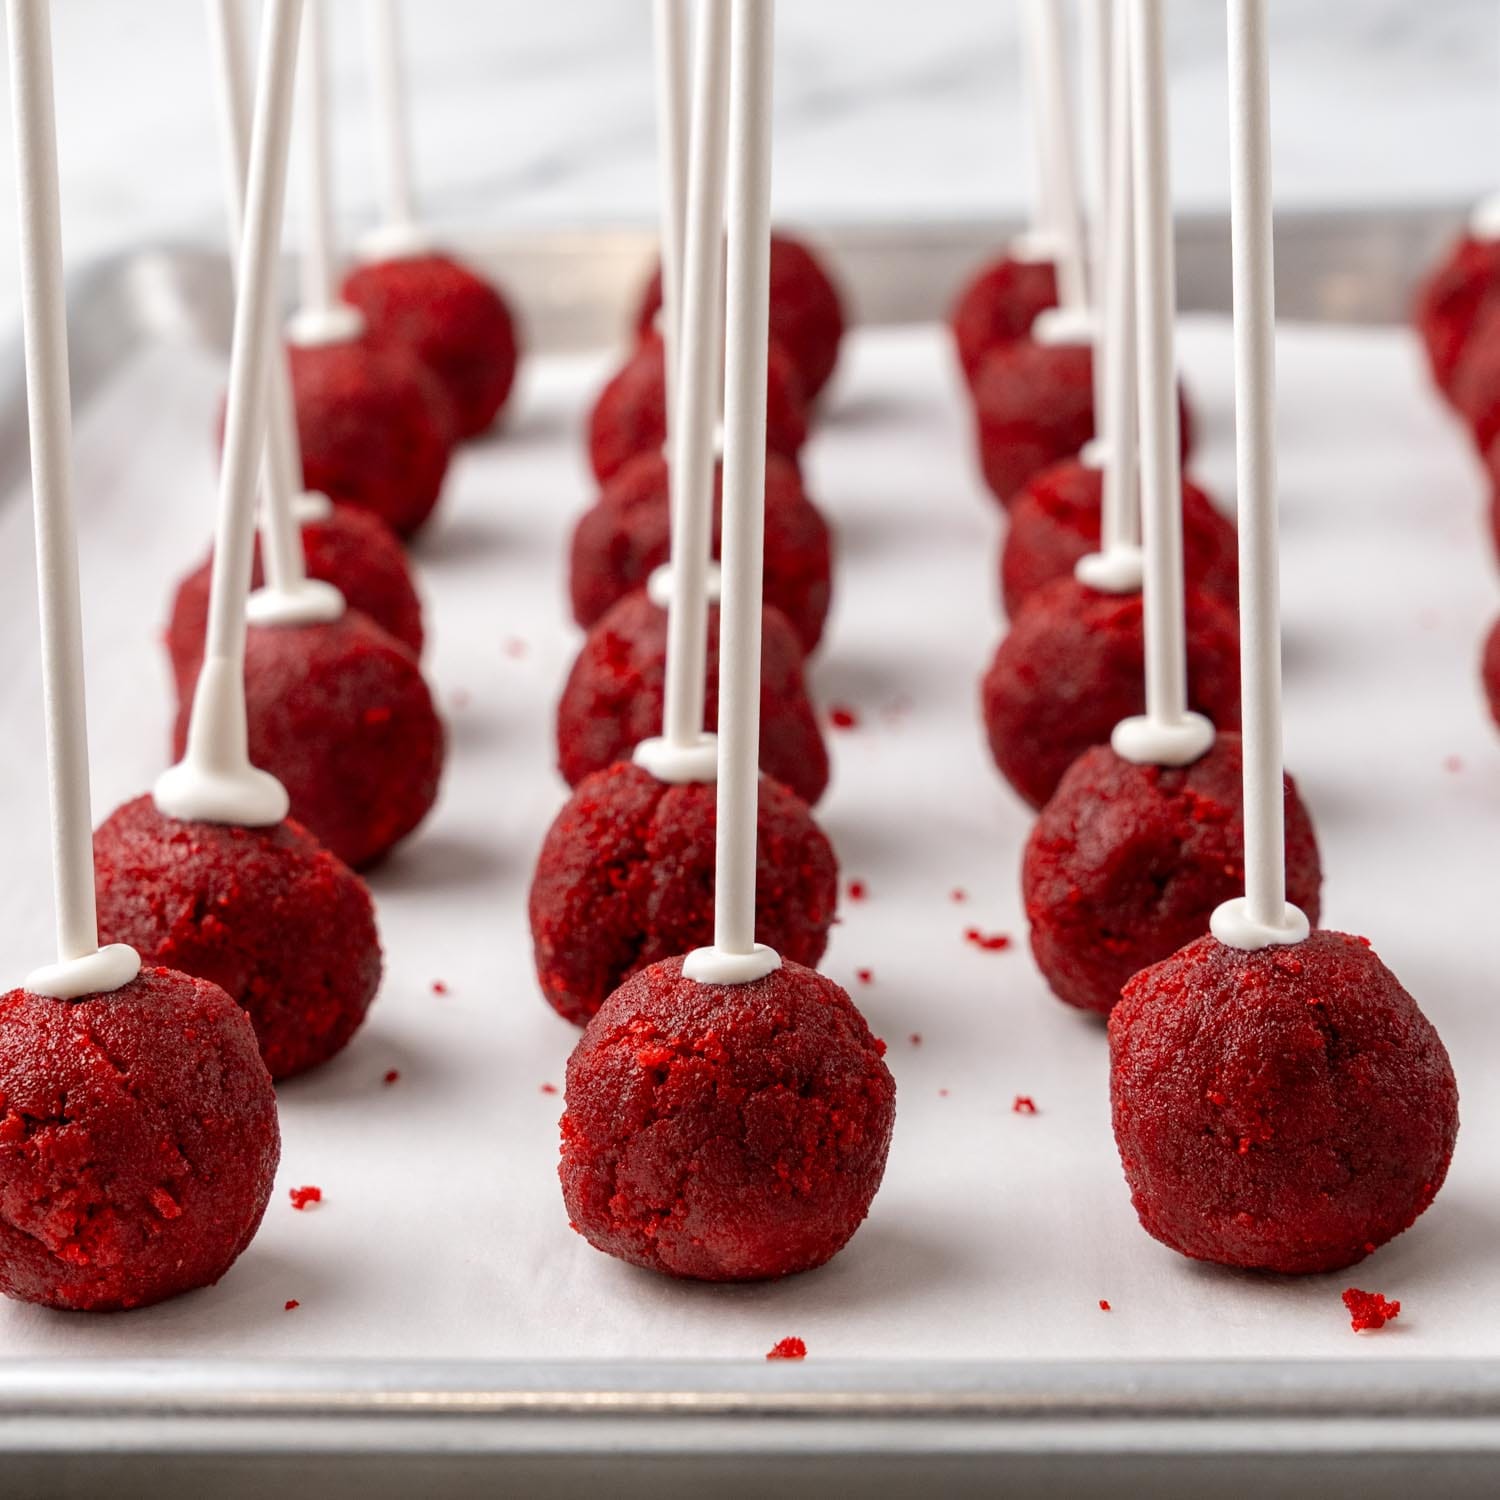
0,0,1492,331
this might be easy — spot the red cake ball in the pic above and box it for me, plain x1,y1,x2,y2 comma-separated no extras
0,965,279,1311
1413,233,1500,401
1109,930,1459,1273
556,589,829,805
165,502,424,702
1001,458,1237,619
981,577,1241,809
1483,613,1500,730
949,252,1058,387
635,231,845,401
587,330,808,486
94,796,382,1079
286,334,452,538
1023,735,1322,1015
530,761,837,1026
559,954,895,1281
1449,299,1500,450
174,611,444,870
341,253,519,439
569,449,833,652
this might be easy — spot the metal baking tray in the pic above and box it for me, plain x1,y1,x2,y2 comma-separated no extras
1,208,1498,1497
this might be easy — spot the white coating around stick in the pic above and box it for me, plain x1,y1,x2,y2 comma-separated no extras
634,0,731,790
1110,0,1213,771
155,0,304,828
288,0,364,348
1211,0,1308,950
208,0,343,629
683,0,781,987
1076,0,1142,594
359,0,429,257
1023,0,1088,319
8,0,141,999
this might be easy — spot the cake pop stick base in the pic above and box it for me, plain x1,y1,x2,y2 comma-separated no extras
633,732,719,784
1033,304,1097,348
1470,195,1500,240
647,560,723,609
682,941,781,985
246,574,345,627
287,303,366,349
1009,229,1066,265
358,220,433,262
293,489,334,522
1075,544,1144,593
1111,708,1215,767
1210,895,1310,950
1079,435,1107,468
24,942,141,1001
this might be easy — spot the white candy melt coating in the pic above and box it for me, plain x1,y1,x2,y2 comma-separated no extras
293,489,334,522
246,574,345,627
1471,193,1500,242
24,943,142,1002
1210,896,1310,951
682,942,781,985
155,659,290,826
648,560,722,609
1079,436,1107,469
1111,709,1215,767
357,219,432,263
1008,228,1064,266
1032,303,1096,348
1075,544,1144,594
633,732,718,784
286,301,365,348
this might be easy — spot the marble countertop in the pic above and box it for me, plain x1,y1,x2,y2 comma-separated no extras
0,0,1493,335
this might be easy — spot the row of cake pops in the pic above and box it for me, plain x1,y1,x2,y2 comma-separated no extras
1413,195,1500,734
532,0,895,1283
0,0,511,1312
958,0,1455,1275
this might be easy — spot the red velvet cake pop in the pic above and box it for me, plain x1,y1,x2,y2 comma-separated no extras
559,954,894,1280
556,589,828,805
341,252,519,439
635,230,845,401
94,797,382,1078
166,501,424,701
1023,735,1321,1015
1110,931,1458,1272
0,966,279,1311
530,761,836,1026
587,329,807,485
1449,299,1500,450
981,577,1241,809
174,610,444,870
569,448,832,652
1413,232,1500,402
1001,458,1236,618
285,334,452,538
1483,613,1500,729
949,253,1059,387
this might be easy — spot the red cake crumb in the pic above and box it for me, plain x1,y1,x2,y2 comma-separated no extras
540,1082,559,1095
383,1069,400,1086
285,1298,300,1311
908,1033,922,1046
847,879,867,901
166,502,425,703
766,1336,808,1361
0,967,278,1312
856,968,874,986
560,956,896,1281
568,449,833,653
555,590,829,806
93,797,382,1080
171,612,445,871
340,252,520,439
1444,755,1464,773
1022,736,1322,1015
1110,932,1459,1273
285,334,453,538
289,1185,323,1212
529,761,837,1026
432,980,449,995
950,888,968,903
587,330,807,485
1013,1095,1038,1114
829,704,859,730
982,576,1241,808
1099,1300,1111,1312
949,253,1059,386
938,1088,950,1098
966,928,1012,952
1343,1288,1401,1332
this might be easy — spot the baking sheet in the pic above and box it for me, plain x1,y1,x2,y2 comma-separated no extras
0,312,1495,1367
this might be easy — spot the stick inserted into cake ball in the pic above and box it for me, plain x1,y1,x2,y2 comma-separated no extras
0,0,280,1314
1108,0,1457,1275
559,0,893,1284
339,0,520,439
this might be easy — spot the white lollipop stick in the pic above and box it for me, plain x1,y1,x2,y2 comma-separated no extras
1110,0,1213,769
651,0,691,463
359,0,428,259
288,0,362,347
206,0,342,628
683,0,779,986
1211,0,1308,950
1078,0,1110,467
155,0,304,828
1076,0,1142,593
7,0,140,1000
634,0,731,787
